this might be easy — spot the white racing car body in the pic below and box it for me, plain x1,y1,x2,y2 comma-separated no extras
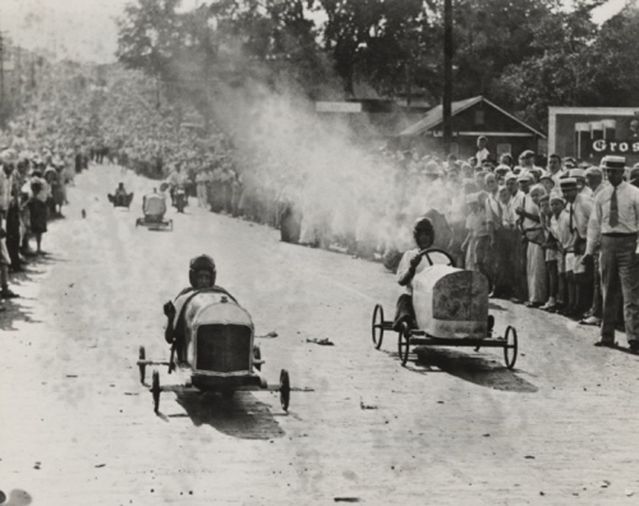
412,264,489,339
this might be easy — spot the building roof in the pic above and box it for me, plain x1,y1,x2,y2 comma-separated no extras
398,95,546,138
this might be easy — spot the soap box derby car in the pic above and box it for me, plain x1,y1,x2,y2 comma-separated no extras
107,191,134,209
371,249,518,368
135,191,173,231
137,287,294,413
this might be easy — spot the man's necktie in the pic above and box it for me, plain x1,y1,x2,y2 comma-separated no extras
569,203,575,233
609,187,619,227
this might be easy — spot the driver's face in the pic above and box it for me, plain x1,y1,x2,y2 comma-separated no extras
416,231,434,250
194,270,213,289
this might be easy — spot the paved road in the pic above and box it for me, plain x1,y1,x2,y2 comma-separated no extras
1,165,638,505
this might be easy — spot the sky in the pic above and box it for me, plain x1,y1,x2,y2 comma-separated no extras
0,0,635,64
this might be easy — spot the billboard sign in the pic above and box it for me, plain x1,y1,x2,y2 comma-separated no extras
591,139,639,155
548,107,639,164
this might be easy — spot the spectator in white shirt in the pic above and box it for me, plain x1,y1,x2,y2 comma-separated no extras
585,155,639,350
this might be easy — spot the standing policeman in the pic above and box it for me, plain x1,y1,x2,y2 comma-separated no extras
585,155,639,350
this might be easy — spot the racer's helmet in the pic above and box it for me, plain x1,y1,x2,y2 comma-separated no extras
412,217,435,248
189,254,217,288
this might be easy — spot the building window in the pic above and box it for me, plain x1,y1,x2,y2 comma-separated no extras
474,110,485,126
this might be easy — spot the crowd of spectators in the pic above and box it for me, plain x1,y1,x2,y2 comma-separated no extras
0,143,83,311
384,137,639,350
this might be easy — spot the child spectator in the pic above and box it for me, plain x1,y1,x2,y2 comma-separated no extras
462,192,493,282
539,194,559,312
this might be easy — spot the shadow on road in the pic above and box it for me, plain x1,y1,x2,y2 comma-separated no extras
488,301,506,311
0,298,42,330
0,254,63,330
401,347,538,393
173,390,285,440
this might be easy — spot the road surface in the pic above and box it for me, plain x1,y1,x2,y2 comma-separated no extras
1,164,638,505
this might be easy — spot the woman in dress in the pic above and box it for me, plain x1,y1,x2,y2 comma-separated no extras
27,180,48,255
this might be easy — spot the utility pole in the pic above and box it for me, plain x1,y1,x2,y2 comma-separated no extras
442,0,453,155
0,32,5,106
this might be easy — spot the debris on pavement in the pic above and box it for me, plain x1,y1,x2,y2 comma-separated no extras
360,399,378,410
306,338,334,346
256,331,278,339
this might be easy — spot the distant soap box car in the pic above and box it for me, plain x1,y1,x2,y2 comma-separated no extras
135,193,173,231
371,249,517,368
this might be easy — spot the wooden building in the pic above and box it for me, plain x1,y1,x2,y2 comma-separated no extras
394,95,546,160
315,99,430,145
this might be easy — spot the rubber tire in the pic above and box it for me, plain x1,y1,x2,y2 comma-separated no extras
138,346,146,384
398,323,411,367
151,370,161,413
279,369,291,412
504,325,518,370
372,304,385,350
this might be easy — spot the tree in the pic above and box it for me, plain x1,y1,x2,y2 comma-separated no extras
584,4,639,106
116,0,184,81
318,0,435,96
449,0,563,99
491,0,621,129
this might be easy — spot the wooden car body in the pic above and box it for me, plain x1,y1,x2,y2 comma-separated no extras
412,265,489,339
